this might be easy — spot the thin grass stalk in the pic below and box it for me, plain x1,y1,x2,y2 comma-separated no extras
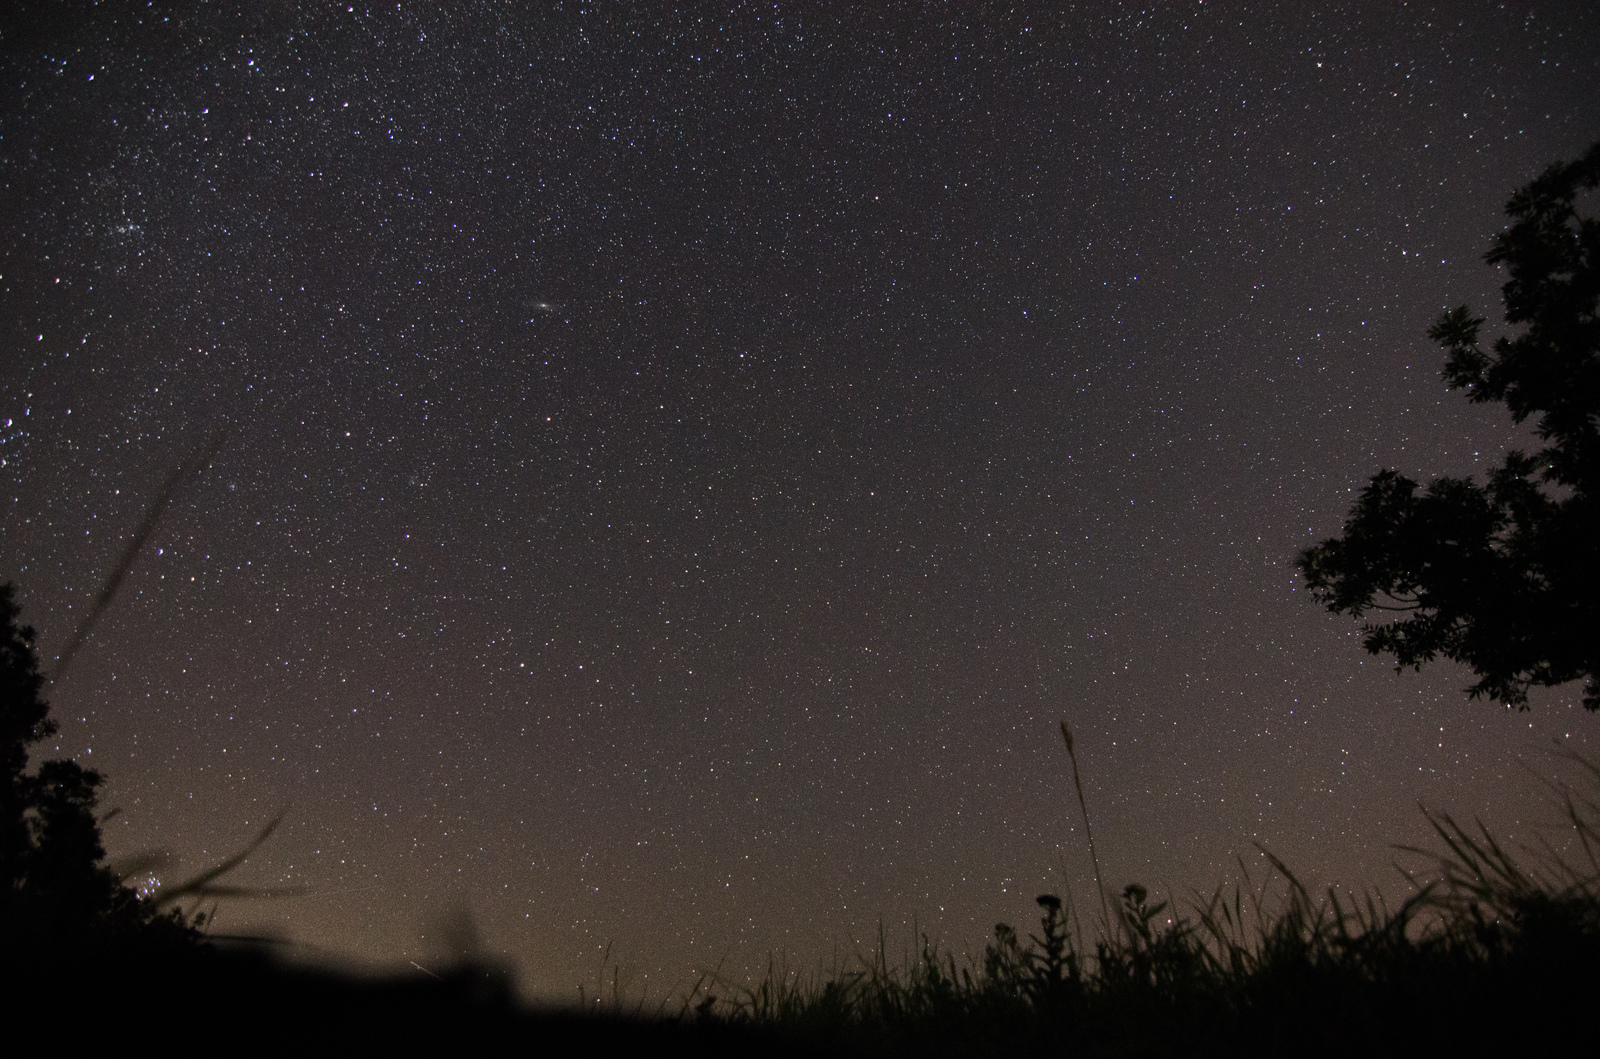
50,427,228,684
1060,720,1112,935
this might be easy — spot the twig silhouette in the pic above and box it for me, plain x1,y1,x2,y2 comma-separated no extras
152,812,306,908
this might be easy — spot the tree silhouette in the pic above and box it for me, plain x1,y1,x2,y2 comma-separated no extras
0,580,193,949
1299,141,1599,710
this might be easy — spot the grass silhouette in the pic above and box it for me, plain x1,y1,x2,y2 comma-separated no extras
10,641,1600,1055
664,743,1600,1057
19,748,1596,1056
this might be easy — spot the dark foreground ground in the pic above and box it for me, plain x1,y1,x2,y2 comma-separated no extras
10,943,790,1057
7,922,1595,1059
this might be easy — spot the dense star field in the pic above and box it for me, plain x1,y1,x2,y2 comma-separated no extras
2,4,1596,997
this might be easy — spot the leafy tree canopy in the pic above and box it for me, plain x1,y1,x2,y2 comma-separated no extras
1298,141,1600,710
0,580,193,948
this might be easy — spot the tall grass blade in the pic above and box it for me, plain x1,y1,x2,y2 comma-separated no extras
50,426,229,684
1061,719,1112,935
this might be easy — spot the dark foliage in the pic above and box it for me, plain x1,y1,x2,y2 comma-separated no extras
0,580,194,951
1298,141,1600,709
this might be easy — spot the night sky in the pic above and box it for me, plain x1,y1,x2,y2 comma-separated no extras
3,3,1597,998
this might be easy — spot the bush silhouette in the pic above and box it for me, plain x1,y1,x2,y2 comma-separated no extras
0,579,194,951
